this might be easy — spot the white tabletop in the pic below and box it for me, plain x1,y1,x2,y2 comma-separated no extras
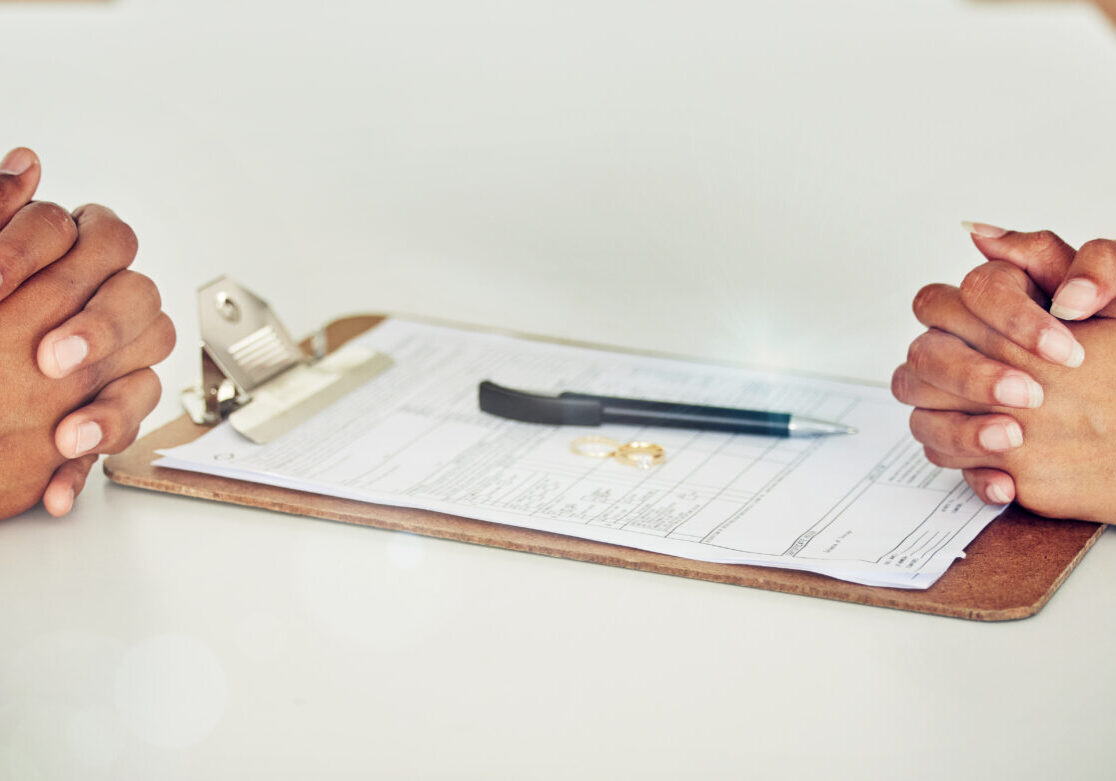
3,1,1115,778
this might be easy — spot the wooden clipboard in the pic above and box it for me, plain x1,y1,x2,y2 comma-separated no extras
104,314,1106,621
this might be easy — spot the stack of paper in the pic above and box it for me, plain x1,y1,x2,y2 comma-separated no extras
156,319,1005,589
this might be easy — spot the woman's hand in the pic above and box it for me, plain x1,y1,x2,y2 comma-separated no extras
893,224,1116,509
893,276,1116,522
958,223,1116,362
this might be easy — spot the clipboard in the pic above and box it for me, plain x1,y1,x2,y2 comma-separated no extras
105,310,1106,622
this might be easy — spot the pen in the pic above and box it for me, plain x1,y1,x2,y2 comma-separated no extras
478,381,857,437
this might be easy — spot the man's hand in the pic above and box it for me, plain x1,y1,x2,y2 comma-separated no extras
893,280,1116,523
0,147,175,519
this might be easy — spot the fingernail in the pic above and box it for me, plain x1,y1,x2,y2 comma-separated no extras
979,421,1023,452
961,221,1008,238
0,147,34,175
993,374,1043,408
73,421,102,456
1038,328,1085,367
53,487,76,516
52,335,89,375
986,483,1012,504
1050,278,1099,320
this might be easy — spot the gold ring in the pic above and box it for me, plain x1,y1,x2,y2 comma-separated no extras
614,441,666,469
570,436,621,458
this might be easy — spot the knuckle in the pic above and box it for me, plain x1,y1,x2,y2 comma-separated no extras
960,266,997,307
104,218,139,263
0,203,76,281
130,272,162,313
959,365,994,403
78,203,139,264
910,283,955,323
1078,238,1116,269
912,284,944,321
1023,230,1073,267
142,368,163,400
28,201,78,244
1030,229,1061,251
124,368,163,411
891,365,914,403
906,332,935,374
71,203,97,221
1078,238,1109,255
923,446,948,468
999,308,1032,341
908,409,924,440
85,307,129,352
949,421,975,454
152,312,176,360
0,241,24,280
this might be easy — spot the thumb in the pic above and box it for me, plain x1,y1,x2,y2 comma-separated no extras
962,222,1076,298
1047,239,1116,321
0,147,42,230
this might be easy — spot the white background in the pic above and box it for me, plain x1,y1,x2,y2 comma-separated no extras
2,1,1115,778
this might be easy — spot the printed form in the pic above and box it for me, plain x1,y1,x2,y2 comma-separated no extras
156,319,1006,588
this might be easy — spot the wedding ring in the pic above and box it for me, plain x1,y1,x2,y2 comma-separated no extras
570,436,621,458
614,441,666,469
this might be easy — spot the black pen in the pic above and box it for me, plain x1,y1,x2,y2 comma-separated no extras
478,381,857,437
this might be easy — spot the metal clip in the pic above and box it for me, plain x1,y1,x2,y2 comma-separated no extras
181,276,392,443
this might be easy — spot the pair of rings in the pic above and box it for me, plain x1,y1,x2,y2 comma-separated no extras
570,436,665,469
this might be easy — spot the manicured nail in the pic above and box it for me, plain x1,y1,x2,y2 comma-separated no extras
986,483,1012,504
73,421,102,456
52,335,89,375
0,147,34,176
1038,328,1085,367
961,221,1008,238
1050,278,1099,320
993,374,1043,408
979,421,1023,452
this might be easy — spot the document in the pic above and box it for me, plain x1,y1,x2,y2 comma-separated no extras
156,319,1006,589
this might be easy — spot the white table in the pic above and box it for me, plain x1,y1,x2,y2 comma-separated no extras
2,1,1114,778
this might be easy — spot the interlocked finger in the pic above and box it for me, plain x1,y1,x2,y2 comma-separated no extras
8,204,139,329
906,328,1043,409
959,261,1083,367
961,467,1016,506
891,363,990,413
41,455,98,516
54,368,162,458
0,201,78,302
38,270,163,379
909,408,1023,457
0,147,41,230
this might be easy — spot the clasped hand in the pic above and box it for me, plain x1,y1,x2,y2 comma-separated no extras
0,148,175,519
893,224,1116,523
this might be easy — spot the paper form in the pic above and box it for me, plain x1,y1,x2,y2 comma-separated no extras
155,319,1006,589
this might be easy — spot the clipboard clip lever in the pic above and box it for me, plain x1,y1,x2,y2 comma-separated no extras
180,276,392,443
182,276,309,427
